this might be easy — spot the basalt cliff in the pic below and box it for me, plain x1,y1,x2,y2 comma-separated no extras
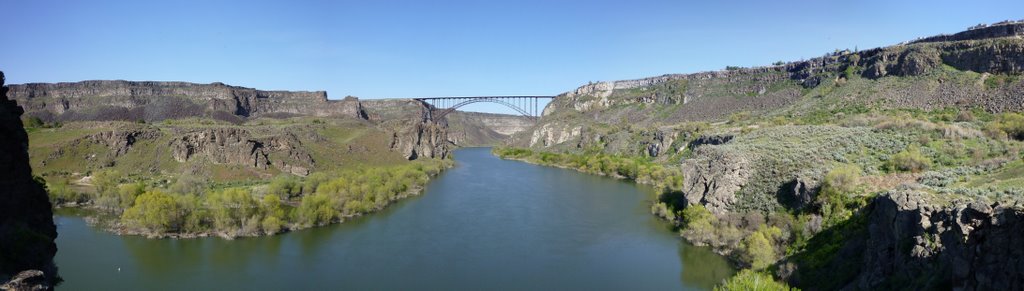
0,72,58,290
509,22,1024,290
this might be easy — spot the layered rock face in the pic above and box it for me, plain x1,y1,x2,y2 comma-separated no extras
7,81,365,122
850,190,1024,290
0,71,57,288
362,99,451,159
168,128,314,176
445,111,533,146
8,80,474,161
537,23,1024,128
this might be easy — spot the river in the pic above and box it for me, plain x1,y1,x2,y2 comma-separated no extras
54,147,733,290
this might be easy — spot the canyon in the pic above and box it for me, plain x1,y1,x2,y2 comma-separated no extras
507,21,1024,290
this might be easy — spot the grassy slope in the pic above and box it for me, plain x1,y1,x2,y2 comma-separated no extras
28,117,411,190
503,36,1024,289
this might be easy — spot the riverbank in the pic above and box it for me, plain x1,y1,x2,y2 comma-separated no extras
49,159,453,240
53,147,733,290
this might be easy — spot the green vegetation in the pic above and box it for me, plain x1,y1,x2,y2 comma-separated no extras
739,225,783,270
492,147,684,191
888,145,932,173
510,101,1024,289
714,269,797,291
817,164,866,227
55,159,450,238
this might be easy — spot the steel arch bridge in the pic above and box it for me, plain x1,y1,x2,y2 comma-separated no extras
414,96,555,120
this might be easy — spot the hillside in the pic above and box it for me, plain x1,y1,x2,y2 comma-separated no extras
7,77,533,242
503,21,1024,290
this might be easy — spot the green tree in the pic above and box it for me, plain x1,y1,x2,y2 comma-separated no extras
208,188,258,232
268,174,302,198
302,172,331,195
714,269,795,291
170,175,208,196
681,205,717,242
91,169,121,200
48,179,82,204
297,192,335,226
740,225,783,270
117,182,147,209
177,193,210,233
261,216,283,234
121,190,181,232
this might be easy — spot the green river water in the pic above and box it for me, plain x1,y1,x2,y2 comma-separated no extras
54,147,733,290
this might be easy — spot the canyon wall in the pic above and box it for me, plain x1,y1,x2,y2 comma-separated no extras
511,22,1024,290
446,111,533,146
0,71,57,288
7,81,366,122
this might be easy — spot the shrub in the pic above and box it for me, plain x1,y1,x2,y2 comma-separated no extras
117,182,146,209
739,225,783,270
208,188,259,232
993,112,1024,140
121,190,182,232
888,145,931,173
48,179,84,204
177,194,209,233
268,174,303,198
714,269,795,291
847,53,861,66
650,202,676,221
170,175,207,195
297,192,335,226
823,164,861,195
681,205,718,243
24,116,44,128
261,216,283,234
91,169,122,200
302,172,330,195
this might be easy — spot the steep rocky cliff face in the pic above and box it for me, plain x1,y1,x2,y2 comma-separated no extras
854,191,1024,290
529,23,1024,137
446,111,533,146
0,71,57,288
8,80,467,162
792,190,1024,290
7,81,366,122
362,99,451,159
509,22,1024,289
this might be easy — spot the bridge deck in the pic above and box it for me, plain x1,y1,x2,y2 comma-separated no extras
413,96,554,100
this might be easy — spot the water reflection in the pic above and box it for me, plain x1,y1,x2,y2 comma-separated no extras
679,240,734,289
55,148,735,290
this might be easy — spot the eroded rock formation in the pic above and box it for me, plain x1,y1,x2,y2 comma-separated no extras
6,81,366,122
818,190,1024,290
0,71,57,289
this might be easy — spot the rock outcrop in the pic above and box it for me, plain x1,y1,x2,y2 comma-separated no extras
445,111,533,146
680,146,751,215
363,99,452,160
0,270,49,291
168,128,314,176
813,190,1024,290
6,81,366,122
0,71,57,288
534,22,1024,132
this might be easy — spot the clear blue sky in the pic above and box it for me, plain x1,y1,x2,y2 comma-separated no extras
1,0,1021,114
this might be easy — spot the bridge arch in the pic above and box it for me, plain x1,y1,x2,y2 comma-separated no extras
414,96,553,120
